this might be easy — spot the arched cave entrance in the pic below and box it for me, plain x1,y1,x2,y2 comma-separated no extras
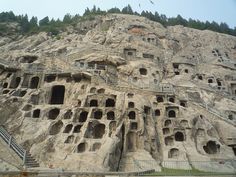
168,110,176,118
32,109,40,118
175,132,184,141
77,142,87,153
203,141,220,154
128,111,136,119
168,148,179,158
30,77,39,89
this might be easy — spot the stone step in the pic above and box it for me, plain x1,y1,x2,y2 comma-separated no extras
25,163,40,167
25,152,40,168
25,161,39,165
26,157,37,160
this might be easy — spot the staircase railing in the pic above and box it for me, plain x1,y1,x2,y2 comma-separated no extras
0,58,19,69
0,125,26,165
191,103,235,127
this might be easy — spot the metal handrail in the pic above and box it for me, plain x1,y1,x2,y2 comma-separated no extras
0,126,26,165
191,102,235,127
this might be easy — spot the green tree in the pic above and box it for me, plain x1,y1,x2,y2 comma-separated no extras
83,7,91,16
19,14,30,33
63,14,72,24
29,16,38,30
219,22,230,34
0,11,17,22
39,16,49,26
122,5,133,15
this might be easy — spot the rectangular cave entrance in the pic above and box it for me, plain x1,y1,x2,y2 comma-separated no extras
126,132,137,152
233,146,236,156
10,77,21,89
50,85,65,104
86,122,106,139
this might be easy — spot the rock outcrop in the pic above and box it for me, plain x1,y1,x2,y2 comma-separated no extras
0,14,236,172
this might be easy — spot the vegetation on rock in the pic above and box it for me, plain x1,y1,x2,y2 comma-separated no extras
0,5,235,36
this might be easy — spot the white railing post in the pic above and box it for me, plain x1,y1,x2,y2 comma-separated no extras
23,150,27,165
8,136,12,147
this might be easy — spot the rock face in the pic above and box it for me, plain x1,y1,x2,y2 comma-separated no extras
0,14,236,172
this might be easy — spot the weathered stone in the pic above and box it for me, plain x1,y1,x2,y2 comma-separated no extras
0,14,236,173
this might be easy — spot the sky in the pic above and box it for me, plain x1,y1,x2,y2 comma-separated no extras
0,0,236,28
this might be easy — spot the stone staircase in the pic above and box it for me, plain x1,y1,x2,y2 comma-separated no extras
0,125,39,168
190,102,236,127
24,152,40,168
0,58,19,70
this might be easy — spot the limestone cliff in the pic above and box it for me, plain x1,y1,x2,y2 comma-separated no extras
0,14,236,172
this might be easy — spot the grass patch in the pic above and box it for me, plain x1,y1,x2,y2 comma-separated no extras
142,167,235,176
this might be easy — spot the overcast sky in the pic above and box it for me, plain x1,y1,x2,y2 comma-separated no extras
1,0,236,28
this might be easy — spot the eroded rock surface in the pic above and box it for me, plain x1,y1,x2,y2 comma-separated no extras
0,14,236,172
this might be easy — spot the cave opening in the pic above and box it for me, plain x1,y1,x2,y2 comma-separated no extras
97,88,105,94
89,99,98,107
94,124,105,138
164,119,172,126
155,109,160,116
32,109,40,118
165,136,174,146
77,142,87,153
50,85,65,104
127,132,136,152
49,121,63,135
3,83,8,88
79,111,88,122
64,135,74,144
128,111,136,119
233,147,236,156
107,111,115,120
169,97,175,103
63,124,73,133
10,77,21,88
203,141,220,154
180,101,186,107
217,80,222,86
130,122,138,130
48,108,60,120
168,148,179,158
163,128,170,135
19,90,27,97
144,106,151,115
128,102,135,108
90,87,96,93
175,132,184,141
105,98,116,107
92,143,101,151
3,89,10,94
208,78,213,83
45,75,56,82
94,110,103,119
64,110,73,119
30,77,39,89
168,110,176,118
73,125,82,133
139,68,147,75
157,96,164,102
